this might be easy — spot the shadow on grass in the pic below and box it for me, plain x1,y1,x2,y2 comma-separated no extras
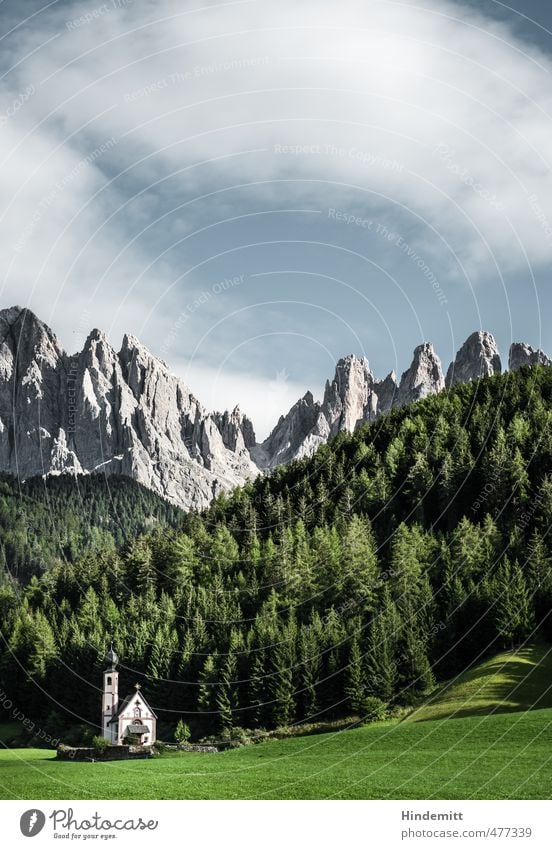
412,643,552,722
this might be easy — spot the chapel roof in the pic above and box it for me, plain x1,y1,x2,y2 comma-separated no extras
105,644,119,670
107,687,158,724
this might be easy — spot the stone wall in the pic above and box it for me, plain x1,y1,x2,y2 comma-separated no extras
57,744,153,761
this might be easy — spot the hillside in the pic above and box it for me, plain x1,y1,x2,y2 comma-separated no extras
0,306,548,510
408,644,552,722
1,364,552,739
0,473,183,583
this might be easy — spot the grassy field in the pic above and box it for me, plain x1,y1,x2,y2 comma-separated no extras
1,709,552,799
408,643,552,723
2,645,551,800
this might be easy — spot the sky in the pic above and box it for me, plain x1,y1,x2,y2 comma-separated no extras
0,0,552,439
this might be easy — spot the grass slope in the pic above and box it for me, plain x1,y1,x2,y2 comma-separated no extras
3,645,551,800
1,709,552,800
408,644,552,723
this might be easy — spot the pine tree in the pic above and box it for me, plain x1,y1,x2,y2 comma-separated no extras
345,635,366,714
365,593,398,701
270,644,295,727
247,649,267,728
198,654,217,714
494,557,535,648
216,652,238,731
174,719,191,746
298,626,321,720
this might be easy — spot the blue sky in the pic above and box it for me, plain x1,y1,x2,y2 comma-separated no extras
1,0,552,437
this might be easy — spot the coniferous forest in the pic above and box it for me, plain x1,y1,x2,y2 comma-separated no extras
1,365,552,741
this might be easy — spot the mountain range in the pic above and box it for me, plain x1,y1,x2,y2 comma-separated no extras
0,305,549,510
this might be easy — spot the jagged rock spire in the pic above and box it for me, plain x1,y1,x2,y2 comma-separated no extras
396,343,445,407
446,331,501,389
509,342,551,371
1,305,550,507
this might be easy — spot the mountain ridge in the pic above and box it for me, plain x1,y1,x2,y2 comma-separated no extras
0,305,548,509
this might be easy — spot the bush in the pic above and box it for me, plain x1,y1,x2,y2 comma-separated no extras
153,740,167,755
174,719,191,746
92,735,109,755
361,697,387,723
213,727,267,749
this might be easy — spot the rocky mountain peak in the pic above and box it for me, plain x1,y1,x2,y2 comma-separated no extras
2,305,551,510
214,406,256,452
252,390,326,471
509,342,551,371
0,305,63,367
396,342,445,407
446,331,501,388
323,354,377,435
374,371,398,413
0,307,259,510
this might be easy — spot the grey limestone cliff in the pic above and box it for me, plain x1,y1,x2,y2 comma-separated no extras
0,307,258,511
509,342,551,371
445,331,502,389
2,305,549,509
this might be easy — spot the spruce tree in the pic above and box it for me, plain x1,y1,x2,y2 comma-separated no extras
345,635,366,714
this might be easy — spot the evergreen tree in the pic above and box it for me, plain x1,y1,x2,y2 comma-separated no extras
494,557,535,648
216,652,238,732
345,635,366,714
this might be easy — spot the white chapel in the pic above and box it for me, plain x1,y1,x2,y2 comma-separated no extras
102,646,157,745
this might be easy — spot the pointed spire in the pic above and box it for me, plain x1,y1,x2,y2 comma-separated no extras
105,643,119,670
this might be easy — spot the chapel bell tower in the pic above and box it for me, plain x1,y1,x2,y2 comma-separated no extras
102,644,119,742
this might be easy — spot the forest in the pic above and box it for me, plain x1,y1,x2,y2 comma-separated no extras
1,364,551,741
0,473,183,584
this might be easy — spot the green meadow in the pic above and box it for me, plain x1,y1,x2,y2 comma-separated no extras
1,646,551,800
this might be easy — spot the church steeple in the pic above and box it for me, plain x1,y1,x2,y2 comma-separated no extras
105,644,119,670
102,644,119,742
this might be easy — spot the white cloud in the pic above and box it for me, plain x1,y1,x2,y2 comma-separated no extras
173,357,307,441
0,0,551,430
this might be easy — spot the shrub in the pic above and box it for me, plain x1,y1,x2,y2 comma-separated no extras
174,719,191,746
361,697,387,723
153,740,167,755
92,735,109,755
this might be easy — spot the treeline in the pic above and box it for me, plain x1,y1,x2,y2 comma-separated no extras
1,365,552,738
0,474,183,584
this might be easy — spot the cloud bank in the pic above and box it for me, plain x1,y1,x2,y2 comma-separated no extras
0,0,551,434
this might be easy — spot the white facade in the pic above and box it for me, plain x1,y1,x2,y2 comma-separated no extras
110,690,157,745
101,648,157,745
